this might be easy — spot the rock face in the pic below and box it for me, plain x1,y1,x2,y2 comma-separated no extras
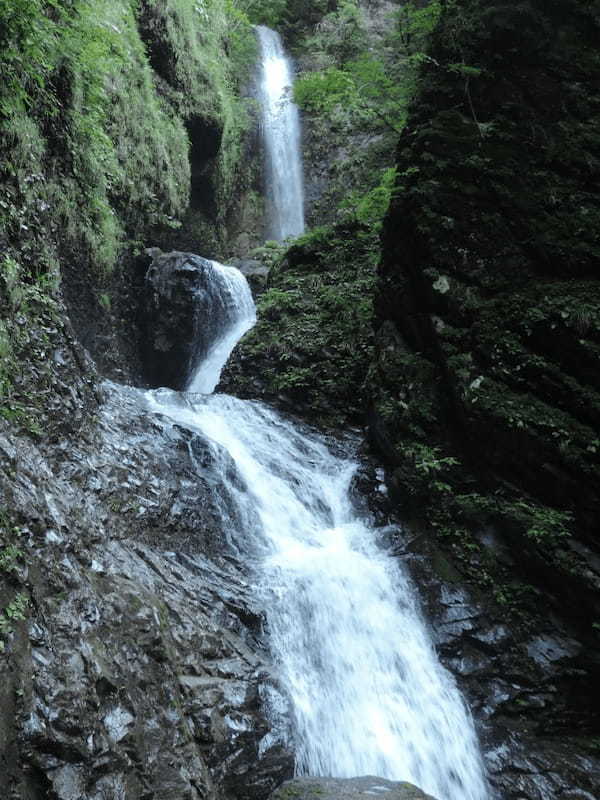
269,777,436,800
370,0,600,609
143,251,242,390
364,1,600,795
231,258,270,295
372,2,600,614
0,380,293,800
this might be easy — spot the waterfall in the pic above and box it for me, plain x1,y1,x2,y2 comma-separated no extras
256,25,305,241
145,270,490,800
187,260,256,394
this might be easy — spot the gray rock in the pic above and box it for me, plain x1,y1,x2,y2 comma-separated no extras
269,777,436,800
230,258,270,294
0,379,293,800
144,251,244,390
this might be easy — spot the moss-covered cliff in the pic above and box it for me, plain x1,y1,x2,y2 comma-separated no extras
370,0,600,625
0,0,258,389
1,10,297,798
221,224,378,426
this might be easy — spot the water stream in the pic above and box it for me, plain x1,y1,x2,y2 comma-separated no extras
256,25,305,241
187,260,256,394
145,260,489,800
145,25,488,800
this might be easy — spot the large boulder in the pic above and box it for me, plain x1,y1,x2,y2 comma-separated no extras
269,777,436,800
143,250,235,390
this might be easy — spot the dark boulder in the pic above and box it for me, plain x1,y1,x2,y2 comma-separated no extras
143,250,233,390
231,258,270,295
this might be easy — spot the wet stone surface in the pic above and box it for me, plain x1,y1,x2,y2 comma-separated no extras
0,380,293,800
353,459,600,800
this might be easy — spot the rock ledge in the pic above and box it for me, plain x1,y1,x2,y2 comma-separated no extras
269,777,436,800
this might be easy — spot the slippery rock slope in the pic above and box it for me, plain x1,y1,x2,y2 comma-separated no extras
0,376,292,799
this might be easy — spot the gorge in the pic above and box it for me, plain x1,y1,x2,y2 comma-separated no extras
1,2,599,800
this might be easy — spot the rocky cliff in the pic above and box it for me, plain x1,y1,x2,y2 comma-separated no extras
0,296,293,798
0,0,262,387
0,3,287,796
368,0,600,790
371,0,600,635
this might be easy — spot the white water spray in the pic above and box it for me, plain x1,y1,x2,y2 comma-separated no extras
187,260,255,394
146,272,489,800
257,26,305,241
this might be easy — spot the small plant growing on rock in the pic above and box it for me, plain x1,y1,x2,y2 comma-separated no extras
0,593,29,653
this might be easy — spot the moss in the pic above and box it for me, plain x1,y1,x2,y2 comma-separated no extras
369,0,600,625
0,0,258,381
222,223,379,427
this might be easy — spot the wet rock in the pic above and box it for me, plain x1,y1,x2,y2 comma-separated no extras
525,634,582,669
269,777,436,800
231,258,270,295
0,380,293,800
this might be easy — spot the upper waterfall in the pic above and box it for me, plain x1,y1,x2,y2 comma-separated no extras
256,25,305,241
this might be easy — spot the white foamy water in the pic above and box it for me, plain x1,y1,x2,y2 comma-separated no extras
187,260,255,394
257,25,305,241
145,270,489,800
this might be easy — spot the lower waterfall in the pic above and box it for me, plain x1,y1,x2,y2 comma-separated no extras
144,261,489,800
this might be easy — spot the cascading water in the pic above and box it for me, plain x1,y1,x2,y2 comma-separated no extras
143,24,488,797
145,267,490,800
256,25,305,241
187,260,256,394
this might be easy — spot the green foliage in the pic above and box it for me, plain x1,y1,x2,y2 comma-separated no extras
240,0,287,27
340,167,397,229
226,224,379,425
98,293,111,311
0,0,255,282
514,501,573,545
0,0,59,117
293,1,444,227
295,1,441,132
0,593,29,652
0,545,23,574
249,240,287,269
402,443,460,477
295,58,407,134
493,581,539,611
0,254,64,435
240,0,330,36
303,0,368,64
